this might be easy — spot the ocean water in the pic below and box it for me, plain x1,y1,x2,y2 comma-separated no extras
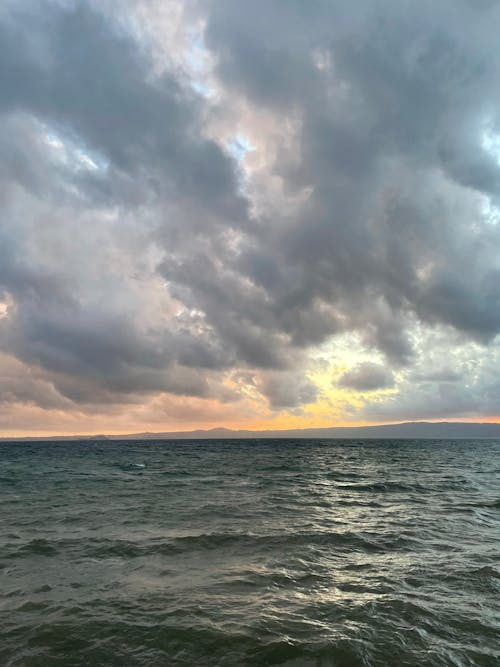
1,439,499,667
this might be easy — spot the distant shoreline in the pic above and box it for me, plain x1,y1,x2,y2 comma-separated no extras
2,421,500,441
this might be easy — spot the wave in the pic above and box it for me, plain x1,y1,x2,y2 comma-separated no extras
6,529,419,560
79,530,417,559
118,462,146,470
478,498,500,509
460,498,500,511
334,481,425,493
13,538,59,557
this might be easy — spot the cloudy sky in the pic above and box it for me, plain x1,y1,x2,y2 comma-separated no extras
2,0,500,435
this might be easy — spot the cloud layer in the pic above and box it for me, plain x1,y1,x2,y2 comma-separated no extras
2,0,500,433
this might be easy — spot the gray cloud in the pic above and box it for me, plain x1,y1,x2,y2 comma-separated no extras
338,363,394,392
258,371,318,409
204,0,500,349
0,0,250,406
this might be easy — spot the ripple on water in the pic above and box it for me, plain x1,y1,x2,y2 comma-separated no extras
0,438,499,666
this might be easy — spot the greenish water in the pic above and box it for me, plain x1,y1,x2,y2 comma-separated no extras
1,439,499,666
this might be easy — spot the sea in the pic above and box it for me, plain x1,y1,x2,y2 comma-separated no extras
1,438,499,666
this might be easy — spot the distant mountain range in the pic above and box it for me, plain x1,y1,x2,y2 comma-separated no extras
3,421,500,441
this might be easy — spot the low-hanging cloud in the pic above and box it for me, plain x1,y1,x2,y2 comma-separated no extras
338,363,394,393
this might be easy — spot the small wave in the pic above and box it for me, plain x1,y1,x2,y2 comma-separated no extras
14,538,58,557
88,540,144,559
479,498,500,509
335,481,422,493
325,471,363,481
80,530,417,560
119,462,146,470
442,565,500,585
461,498,500,510
468,565,500,582
335,499,383,507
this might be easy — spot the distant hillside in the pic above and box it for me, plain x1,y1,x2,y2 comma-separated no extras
3,421,500,441
118,421,500,440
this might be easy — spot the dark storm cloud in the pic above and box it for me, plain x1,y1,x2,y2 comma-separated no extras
203,0,500,351
0,1,246,217
2,0,500,419
0,0,249,404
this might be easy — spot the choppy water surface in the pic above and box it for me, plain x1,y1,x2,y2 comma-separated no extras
1,439,499,666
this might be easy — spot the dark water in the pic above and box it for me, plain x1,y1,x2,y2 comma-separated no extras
1,439,499,667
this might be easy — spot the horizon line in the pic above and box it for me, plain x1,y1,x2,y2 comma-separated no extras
3,420,500,441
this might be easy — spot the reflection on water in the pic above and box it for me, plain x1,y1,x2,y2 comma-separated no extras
1,438,499,666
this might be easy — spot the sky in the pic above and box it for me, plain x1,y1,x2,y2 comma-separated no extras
2,0,500,436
